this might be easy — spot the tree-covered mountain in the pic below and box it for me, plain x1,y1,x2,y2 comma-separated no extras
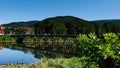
2,21,39,27
35,16,95,34
91,19,120,24
90,19,120,34
2,17,120,28
2,16,120,34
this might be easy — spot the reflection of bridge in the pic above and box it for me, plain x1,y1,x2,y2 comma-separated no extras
9,44,80,58
9,34,77,37
24,41,78,54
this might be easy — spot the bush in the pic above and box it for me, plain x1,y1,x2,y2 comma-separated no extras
75,33,120,68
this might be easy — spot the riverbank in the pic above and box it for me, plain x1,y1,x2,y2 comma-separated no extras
0,57,98,68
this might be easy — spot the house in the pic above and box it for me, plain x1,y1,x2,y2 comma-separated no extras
0,25,5,35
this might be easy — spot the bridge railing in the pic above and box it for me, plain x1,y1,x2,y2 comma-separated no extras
7,34,78,37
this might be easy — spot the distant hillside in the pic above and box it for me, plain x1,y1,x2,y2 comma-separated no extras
2,21,39,27
3,17,120,28
42,16,88,24
2,16,120,34
91,19,120,24
35,16,95,34
2,16,91,28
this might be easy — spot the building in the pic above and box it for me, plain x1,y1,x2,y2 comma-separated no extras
0,25,5,35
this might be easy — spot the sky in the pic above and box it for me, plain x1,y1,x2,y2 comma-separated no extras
0,0,120,24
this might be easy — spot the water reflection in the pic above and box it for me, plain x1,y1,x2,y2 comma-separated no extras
23,41,79,54
10,43,80,58
0,42,80,64
0,47,40,64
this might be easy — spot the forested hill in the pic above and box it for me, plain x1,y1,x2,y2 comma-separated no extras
91,19,120,24
35,16,95,34
2,21,39,27
2,16,120,28
34,16,120,34
41,16,89,24
2,16,92,27
2,16,120,34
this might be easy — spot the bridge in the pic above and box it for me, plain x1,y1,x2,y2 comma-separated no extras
8,34,78,37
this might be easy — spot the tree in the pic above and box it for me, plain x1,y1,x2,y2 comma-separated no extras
94,23,106,34
51,23,67,34
35,22,45,34
104,22,120,33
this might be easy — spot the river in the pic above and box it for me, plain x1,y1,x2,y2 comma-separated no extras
0,43,79,65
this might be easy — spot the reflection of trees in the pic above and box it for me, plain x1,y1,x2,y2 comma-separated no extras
23,42,36,47
1,42,77,59
0,42,16,48
34,50,76,59
23,41,78,54
0,41,80,60
38,43,78,53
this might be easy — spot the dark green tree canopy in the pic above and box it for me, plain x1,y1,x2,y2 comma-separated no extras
35,16,95,34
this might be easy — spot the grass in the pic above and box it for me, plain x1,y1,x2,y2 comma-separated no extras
0,57,98,68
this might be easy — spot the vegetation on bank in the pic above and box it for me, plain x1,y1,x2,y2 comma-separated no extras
0,57,98,68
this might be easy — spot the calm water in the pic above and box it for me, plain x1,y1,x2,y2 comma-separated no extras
0,42,78,65
0,47,40,64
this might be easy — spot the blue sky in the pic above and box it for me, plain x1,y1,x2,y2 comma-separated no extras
0,0,120,24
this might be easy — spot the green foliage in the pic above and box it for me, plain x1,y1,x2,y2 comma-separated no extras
75,33,120,67
47,57,98,68
0,57,98,68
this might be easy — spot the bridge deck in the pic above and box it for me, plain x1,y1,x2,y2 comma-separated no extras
7,34,78,37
